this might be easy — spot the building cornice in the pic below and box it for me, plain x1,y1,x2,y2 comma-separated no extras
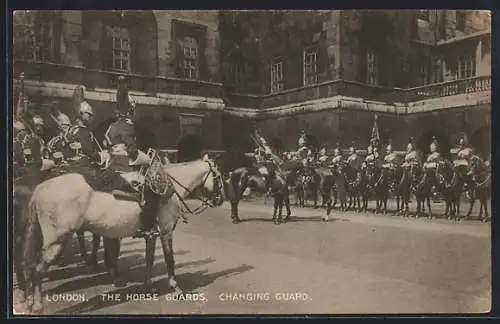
19,79,490,118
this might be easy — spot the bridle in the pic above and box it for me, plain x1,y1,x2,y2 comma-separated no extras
168,159,225,219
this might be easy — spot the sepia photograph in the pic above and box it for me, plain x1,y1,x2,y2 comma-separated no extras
11,9,491,316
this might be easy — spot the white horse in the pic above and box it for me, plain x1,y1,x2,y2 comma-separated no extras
19,154,225,314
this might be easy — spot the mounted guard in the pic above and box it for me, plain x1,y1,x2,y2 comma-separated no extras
46,110,73,167
347,143,361,170
403,137,420,168
330,147,343,167
453,134,473,169
104,76,158,238
318,146,329,165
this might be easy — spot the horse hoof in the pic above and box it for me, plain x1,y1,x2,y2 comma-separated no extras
31,302,44,314
112,278,127,288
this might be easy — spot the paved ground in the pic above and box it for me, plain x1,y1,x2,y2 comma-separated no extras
13,198,491,315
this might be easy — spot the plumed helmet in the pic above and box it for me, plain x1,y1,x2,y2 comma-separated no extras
14,120,25,131
386,144,393,152
430,137,438,152
459,138,464,146
32,115,44,126
334,148,340,155
349,146,355,154
407,143,413,152
56,113,72,126
320,147,327,155
367,145,373,154
79,101,94,116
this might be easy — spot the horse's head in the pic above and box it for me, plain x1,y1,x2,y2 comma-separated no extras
201,154,225,207
468,155,488,179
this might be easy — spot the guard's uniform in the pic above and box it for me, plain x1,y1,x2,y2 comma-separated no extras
454,146,474,168
403,150,420,168
46,133,72,166
105,118,140,173
67,121,102,166
13,123,43,179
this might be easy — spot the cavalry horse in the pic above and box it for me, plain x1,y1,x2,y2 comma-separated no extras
19,153,225,314
305,162,335,209
410,162,434,219
396,162,414,217
465,155,491,222
364,163,391,215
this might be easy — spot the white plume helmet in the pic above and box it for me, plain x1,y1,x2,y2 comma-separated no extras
79,101,94,116
32,115,44,126
334,148,340,155
407,143,413,152
386,143,393,152
56,112,72,126
367,145,373,154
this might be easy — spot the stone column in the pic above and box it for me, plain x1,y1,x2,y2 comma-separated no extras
475,38,483,76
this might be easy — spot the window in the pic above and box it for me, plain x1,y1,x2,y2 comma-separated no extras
457,53,476,79
182,37,199,79
366,49,379,85
417,57,430,85
303,47,319,86
228,62,242,83
456,11,467,31
108,26,131,72
270,59,284,93
35,19,56,62
417,10,430,21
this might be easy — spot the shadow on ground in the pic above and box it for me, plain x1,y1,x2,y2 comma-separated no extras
54,264,254,314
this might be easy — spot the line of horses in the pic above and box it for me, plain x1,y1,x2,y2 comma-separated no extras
225,153,491,225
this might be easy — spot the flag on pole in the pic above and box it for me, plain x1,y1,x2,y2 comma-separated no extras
370,114,381,151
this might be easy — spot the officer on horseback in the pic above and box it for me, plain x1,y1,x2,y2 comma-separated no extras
365,145,375,167
46,112,73,166
455,134,474,166
424,136,442,168
331,147,343,166
404,137,420,167
104,76,155,238
383,141,398,169
318,146,329,164
347,143,360,168
66,99,108,167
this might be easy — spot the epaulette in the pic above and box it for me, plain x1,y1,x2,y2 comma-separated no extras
125,118,133,125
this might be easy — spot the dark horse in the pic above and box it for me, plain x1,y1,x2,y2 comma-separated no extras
365,164,391,215
396,163,413,217
465,156,491,222
435,160,463,221
307,163,335,209
410,163,434,219
344,163,364,212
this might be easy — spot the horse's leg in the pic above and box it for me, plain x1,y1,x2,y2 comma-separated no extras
284,192,291,221
90,235,101,270
143,237,157,289
159,233,183,295
230,200,240,224
466,190,475,218
426,194,432,220
278,197,284,224
273,196,279,224
103,238,125,287
456,193,461,222
32,235,70,313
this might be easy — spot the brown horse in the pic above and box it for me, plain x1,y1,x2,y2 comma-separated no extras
410,164,434,219
465,156,491,222
396,163,413,217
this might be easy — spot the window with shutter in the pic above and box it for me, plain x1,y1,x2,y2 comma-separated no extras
107,25,131,72
270,58,284,93
181,36,199,80
366,49,379,85
303,46,319,86
457,53,475,78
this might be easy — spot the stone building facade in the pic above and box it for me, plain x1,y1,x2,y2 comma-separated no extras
220,10,491,158
13,10,491,160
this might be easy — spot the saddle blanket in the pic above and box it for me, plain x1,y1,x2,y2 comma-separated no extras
48,164,136,196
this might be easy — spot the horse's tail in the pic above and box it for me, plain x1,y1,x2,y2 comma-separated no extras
22,196,43,281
